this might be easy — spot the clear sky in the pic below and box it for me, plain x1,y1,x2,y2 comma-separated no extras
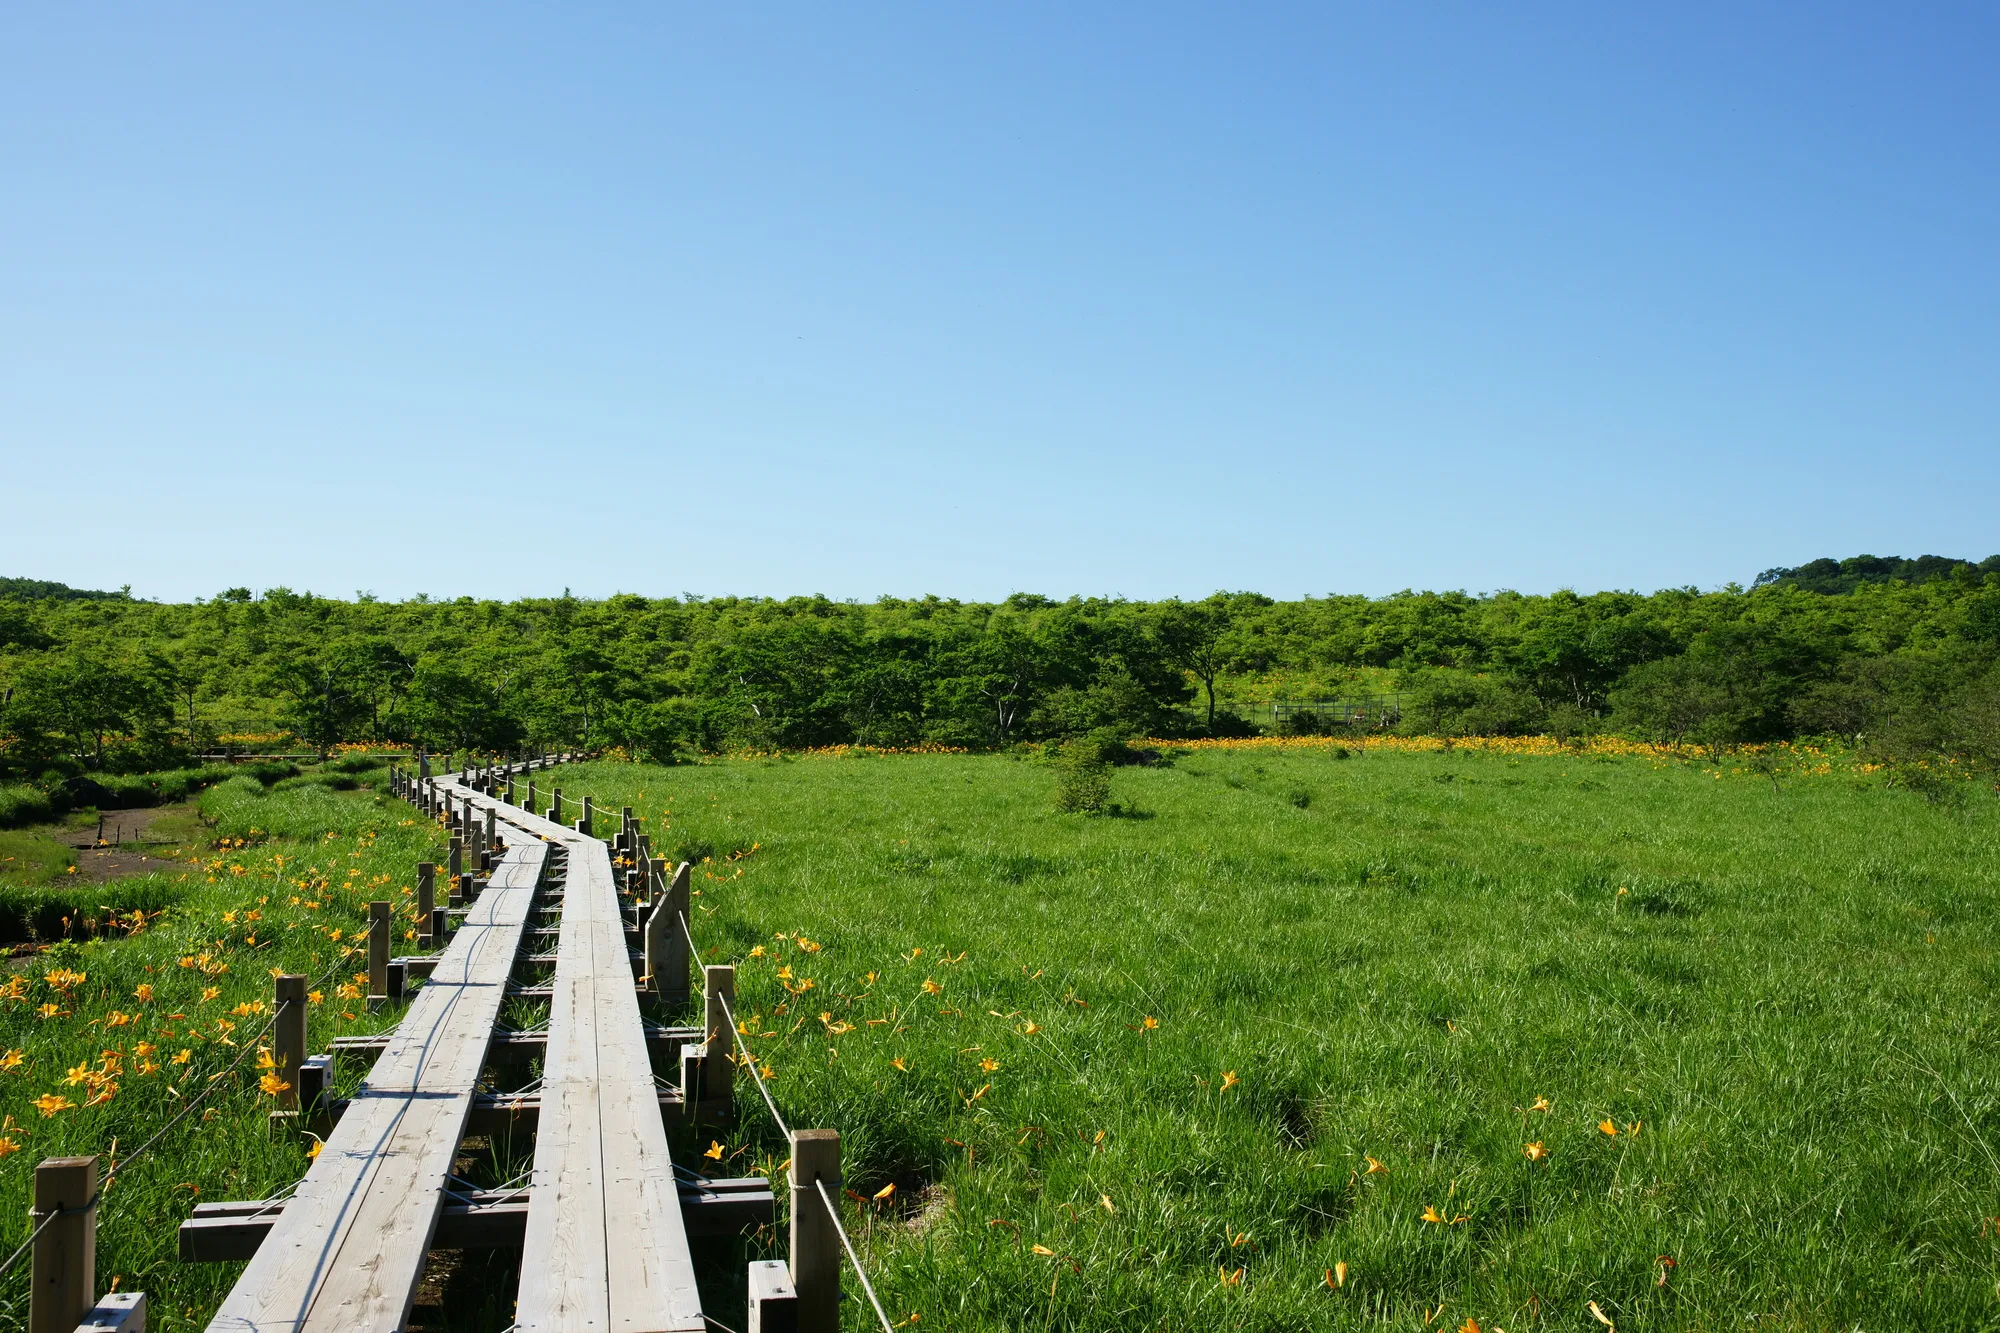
3,4,1995,603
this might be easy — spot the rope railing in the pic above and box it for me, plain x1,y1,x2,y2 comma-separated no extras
711,988,793,1143
676,905,894,1333
816,1179,899,1333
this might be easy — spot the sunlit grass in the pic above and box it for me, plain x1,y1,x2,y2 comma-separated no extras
5,749,1994,1331
556,747,2000,1332
0,776,446,1330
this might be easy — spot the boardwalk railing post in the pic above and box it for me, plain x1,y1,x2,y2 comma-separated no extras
273,973,306,1116
505,772,516,805
526,779,537,815
645,861,692,1006
367,901,390,1010
483,808,497,869
583,795,596,837
416,862,436,947
550,788,563,825
789,1129,841,1333
703,964,734,1113
448,838,464,909
29,1154,95,1333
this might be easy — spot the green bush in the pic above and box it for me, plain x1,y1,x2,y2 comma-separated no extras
1051,743,1112,814
0,785,56,829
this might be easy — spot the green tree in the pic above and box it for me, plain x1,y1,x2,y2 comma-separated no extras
1155,596,1238,733
11,649,167,766
267,648,370,758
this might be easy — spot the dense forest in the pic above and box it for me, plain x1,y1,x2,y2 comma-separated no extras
2,555,1997,783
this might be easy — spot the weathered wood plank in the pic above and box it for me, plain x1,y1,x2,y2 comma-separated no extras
511,806,706,1333
206,815,547,1333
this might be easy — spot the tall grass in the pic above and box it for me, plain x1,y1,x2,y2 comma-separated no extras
0,781,446,1330
0,763,306,831
3,750,1993,1331
551,748,2000,1332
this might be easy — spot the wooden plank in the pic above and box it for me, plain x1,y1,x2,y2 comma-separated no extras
510,805,706,1333
206,816,547,1333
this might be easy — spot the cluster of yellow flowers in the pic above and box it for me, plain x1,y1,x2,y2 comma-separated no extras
1149,732,1876,769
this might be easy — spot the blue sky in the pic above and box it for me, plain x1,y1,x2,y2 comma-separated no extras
3,4,1995,603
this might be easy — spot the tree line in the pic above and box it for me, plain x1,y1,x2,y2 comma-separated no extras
2,556,1997,783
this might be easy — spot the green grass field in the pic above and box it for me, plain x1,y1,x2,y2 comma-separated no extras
552,746,2000,1332
2,748,1995,1331
0,775,472,1331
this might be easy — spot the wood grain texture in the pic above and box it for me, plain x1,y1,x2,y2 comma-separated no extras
508,803,706,1333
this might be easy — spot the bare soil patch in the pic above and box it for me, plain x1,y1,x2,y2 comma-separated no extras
58,803,200,882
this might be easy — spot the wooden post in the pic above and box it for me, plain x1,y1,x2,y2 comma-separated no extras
646,862,691,1006
29,1155,96,1333
748,1259,798,1333
789,1130,841,1333
583,795,596,837
273,974,305,1114
367,901,390,1007
505,773,516,805
416,862,436,946
526,779,537,814
448,839,464,909
550,789,563,825
483,808,497,866
418,750,430,779
703,964,734,1109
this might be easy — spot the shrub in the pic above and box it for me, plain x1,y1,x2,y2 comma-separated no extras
0,784,56,829
1051,744,1112,814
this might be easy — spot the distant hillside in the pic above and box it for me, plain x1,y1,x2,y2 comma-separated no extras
0,577,131,601
1754,554,2000,594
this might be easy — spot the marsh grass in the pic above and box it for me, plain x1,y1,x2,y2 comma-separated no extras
556,748,2000,1332
2,750,1992,1331
0,779,445,1330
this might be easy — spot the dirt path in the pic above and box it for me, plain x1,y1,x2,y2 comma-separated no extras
59,803,197,882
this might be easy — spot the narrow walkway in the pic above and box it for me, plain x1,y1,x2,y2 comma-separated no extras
479,795,707,1333
209,811,548,1331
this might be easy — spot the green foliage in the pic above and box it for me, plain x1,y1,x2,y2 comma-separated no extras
0,576,129,601
1755,552,2000,594
3,566,1999,772
0,784,57,828
1050,741,1113,813
0,877,186,944
1398,668,1543,737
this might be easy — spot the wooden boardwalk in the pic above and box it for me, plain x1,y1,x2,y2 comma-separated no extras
200,759,720,1333
503,800,705,1333
209,797,547,1332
